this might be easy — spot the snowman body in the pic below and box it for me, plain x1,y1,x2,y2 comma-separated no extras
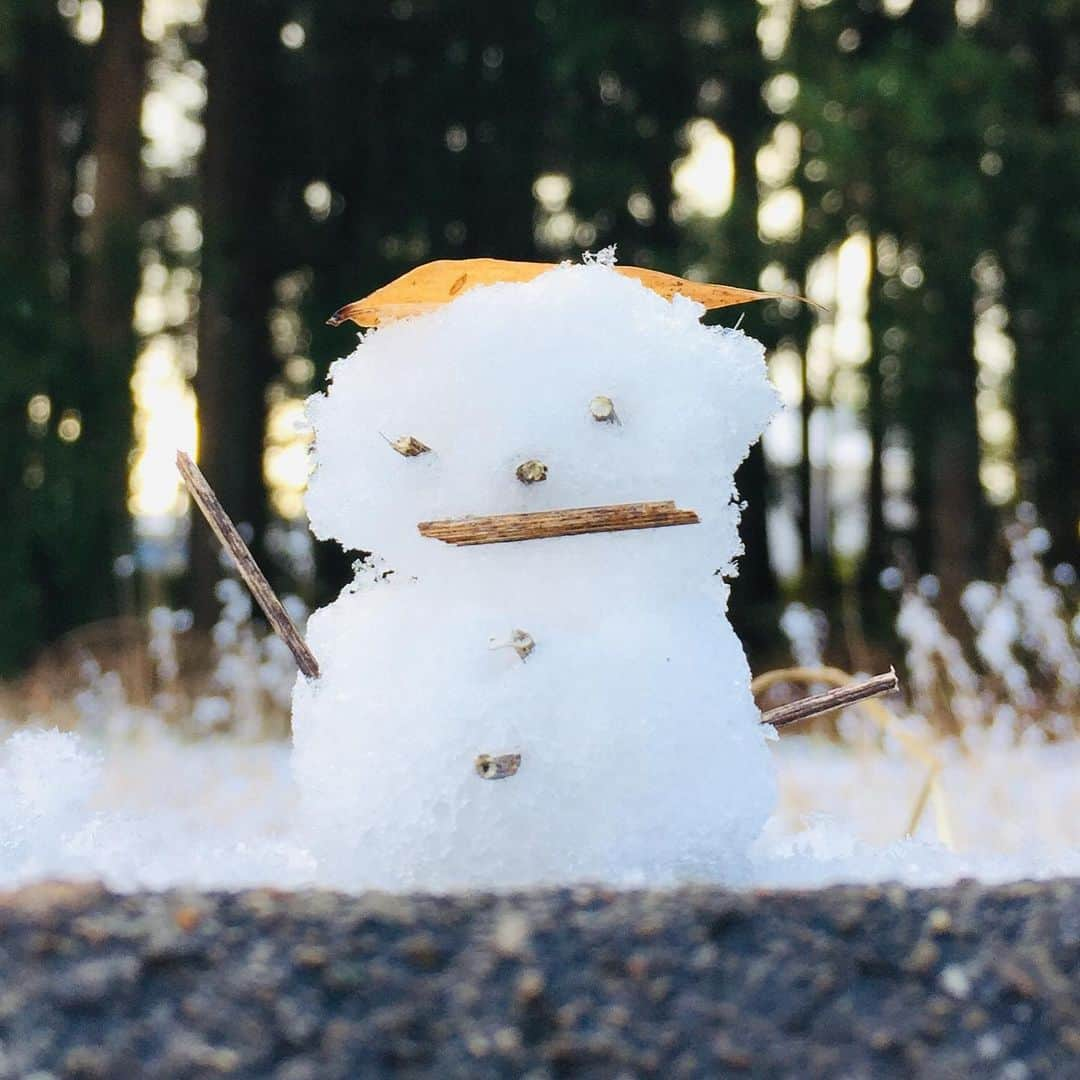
292,261,780,890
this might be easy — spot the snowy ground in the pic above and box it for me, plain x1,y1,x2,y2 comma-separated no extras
759,731,1080,886
1,723,1075,893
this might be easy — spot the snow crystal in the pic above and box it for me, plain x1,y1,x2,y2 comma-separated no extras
293,259,781,889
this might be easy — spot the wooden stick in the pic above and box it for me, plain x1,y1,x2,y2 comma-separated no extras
418,501,699,546
177,451,320,680
761,669,898,728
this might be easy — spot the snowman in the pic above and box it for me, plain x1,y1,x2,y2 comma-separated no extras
291,254,780,890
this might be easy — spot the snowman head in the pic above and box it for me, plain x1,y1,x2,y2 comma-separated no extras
305,261,778,581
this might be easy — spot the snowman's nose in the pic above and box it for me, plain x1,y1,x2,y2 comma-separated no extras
418,500,699,547
515,459,548,484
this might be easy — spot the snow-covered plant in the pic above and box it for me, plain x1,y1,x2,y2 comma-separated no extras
191,577,307,740
896,582,982,728
54,573,310,742
960,580,1034,709
891,506,1077,734
999,514,1080,707
147,605,192,723
782,506,1077,738
71,655,157,742
780,602,828,668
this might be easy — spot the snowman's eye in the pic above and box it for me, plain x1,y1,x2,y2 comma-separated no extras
515,459,548,484
488,628,536,660
383,434,431,457
589,395,618,423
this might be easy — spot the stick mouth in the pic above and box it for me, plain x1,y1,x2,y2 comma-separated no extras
418,500,700,547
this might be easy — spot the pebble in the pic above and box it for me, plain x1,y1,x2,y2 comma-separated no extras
940,963,973,999
0,879,1073,1077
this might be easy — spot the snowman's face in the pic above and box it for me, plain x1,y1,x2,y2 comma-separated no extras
305,266,778,572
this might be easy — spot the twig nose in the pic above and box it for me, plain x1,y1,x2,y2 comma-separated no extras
516,459,548,484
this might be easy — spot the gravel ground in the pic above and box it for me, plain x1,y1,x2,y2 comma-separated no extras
0,879,1076,1078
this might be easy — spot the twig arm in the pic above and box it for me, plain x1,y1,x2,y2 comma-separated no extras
761,669,898,728
177,450,320,680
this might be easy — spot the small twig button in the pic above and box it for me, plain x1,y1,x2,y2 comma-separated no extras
383,434,431,457
475,753,522,780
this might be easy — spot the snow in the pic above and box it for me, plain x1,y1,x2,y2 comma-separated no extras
293,256,781,889
0,727,312,891
757,731,1080,886
1,258,1075,894
0,723,1076,892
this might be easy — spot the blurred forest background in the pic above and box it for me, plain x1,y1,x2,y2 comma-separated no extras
2,0,1078,683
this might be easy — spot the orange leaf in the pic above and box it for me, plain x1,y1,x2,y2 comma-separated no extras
326,258,791,328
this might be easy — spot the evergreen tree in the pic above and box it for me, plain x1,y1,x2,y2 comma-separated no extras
0,0,141,673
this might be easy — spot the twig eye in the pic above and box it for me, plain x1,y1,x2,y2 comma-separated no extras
589,395,618,424
382,434,431,457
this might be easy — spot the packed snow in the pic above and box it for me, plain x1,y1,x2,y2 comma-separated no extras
294,256,780,889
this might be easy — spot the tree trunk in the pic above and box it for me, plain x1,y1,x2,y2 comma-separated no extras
82,0,143,349
12,12,66,268
857,258,891,631
192,0,282,627
77,0,145,624
930,278,983,631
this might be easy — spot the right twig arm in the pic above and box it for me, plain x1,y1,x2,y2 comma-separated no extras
761,669,899,728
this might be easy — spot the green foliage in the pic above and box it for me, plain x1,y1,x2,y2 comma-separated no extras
0,0,133,673
0,259,92,671
1,0,1077,674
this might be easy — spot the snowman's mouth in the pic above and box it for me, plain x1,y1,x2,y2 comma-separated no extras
418,500,699,547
